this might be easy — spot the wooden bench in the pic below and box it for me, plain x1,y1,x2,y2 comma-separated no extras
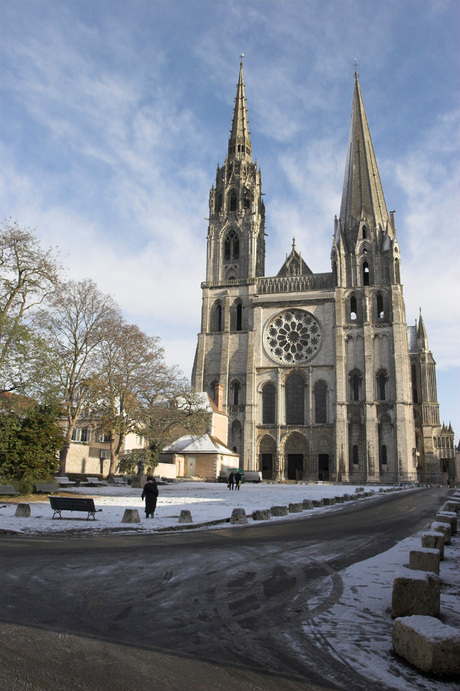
113,477,128,485
49,496,102,520
35,483,60,494
0,485,19,496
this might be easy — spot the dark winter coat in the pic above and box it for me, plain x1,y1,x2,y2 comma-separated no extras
141,480,159,514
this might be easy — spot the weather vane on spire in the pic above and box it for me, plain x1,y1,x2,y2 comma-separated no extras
240,53,244,63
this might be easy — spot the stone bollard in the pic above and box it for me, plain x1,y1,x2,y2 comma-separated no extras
392,615,460,677
252,509,271,521
303,499,313,510
288,502,303,513
121,509,140,523
409,548,440,575
312,499,324,507
230,508,248,525
323,497,331,505
355,487,365,493
343,494,351,501
431,521,451,545
15,503,31,518
271,505,288,516
442,501,459,513
391,569,440,618
421,531,445,560
334,496,344,503
436,511,457,535
179,510,193,524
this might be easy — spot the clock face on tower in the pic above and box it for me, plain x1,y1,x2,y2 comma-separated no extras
263,309,322,365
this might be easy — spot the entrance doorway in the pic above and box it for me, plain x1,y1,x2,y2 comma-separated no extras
261,454,273,480
287,454,303,480
318,454,329,481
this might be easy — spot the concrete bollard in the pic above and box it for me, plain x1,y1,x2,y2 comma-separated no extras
303,499,313,510
288,502,303,513
252,509,271,521
312,499,324,507
271,505,288,516
421,531,445,560
436,511,457,535
334,496,344,503
391,569,440,618
355,487,365,493
431,521,452,545
15,503,31,518
179,510,193,524
230,508,248,525
409,548,440,575
343,493,351,501
121,509,140,523
393,615,460,677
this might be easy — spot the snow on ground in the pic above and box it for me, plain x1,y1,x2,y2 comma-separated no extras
0,481,395,534
1,482,459,690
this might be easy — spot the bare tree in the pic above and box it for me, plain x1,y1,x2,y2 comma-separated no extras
39,278,121,473
0,220,60,393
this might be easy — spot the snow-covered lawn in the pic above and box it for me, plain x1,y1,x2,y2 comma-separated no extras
1,481,396,534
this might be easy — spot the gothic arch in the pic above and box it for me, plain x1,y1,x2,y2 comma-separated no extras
230,298,243,331
349,368,363,402
229,378,243,407
231,419,242,455
258,434,276,480
283,371,306,425
314,380,328,424
261,381,276,425
281,431,309,481
376,369,389,401
210,301,223,332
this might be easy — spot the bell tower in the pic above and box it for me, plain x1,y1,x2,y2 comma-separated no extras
206,56,265,283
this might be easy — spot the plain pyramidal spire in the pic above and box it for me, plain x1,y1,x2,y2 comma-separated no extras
228,55,252,161
339,68,391,233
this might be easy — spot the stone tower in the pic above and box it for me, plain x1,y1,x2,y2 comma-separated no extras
192,61,450,483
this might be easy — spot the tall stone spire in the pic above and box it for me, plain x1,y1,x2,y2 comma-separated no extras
339,71,390,233
228,55,252,161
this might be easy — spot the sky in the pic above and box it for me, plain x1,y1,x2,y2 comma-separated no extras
1,482,458,690
1,0,459,436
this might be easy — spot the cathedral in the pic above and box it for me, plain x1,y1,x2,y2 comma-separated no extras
192,60,455,484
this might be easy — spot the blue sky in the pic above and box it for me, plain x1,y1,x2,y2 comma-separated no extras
1,0,459,437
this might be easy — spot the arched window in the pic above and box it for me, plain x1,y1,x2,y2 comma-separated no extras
350,294,358,320
216,194,222,213
411,364,418,403
376,371,388,401
285,374,305,425
376,293,384,319
314,381,327,424
349,371,362,402
223,229,239,262
262,383,276,424
229,192,237,211
394,258,400,284
363,261,370,286
231,381,240,406
236,303,242,331
211,302,222,332
380,444,387,466
362,226,368,239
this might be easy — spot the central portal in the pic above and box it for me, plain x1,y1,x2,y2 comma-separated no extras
287,454,303,480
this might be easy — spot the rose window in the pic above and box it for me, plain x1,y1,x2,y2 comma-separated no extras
263,310,322,364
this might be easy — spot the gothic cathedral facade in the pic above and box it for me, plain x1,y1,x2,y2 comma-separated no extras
192,60,454,483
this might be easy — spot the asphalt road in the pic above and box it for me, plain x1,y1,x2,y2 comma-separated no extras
0,487,451,691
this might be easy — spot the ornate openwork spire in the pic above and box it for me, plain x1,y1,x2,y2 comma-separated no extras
339,71,390,232
228,55,252,161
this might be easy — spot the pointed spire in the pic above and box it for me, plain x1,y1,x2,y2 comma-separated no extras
417,308,429,351
228,55,252,161
339,70,390,233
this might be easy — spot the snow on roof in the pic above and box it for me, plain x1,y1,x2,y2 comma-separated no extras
162,434,236,455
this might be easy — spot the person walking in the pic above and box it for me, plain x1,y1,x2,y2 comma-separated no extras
141,476,159,518
227,471,235,490
234,470,242,490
